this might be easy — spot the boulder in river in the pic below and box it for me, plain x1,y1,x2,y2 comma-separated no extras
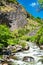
40,45,43,49
15,45,22,52
23,56,34,62
23,44,29,50
19,41,29,50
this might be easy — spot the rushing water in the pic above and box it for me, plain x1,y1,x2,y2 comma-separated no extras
10,42,43,65
17,0,43,18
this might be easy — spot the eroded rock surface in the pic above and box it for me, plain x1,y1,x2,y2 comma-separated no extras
0,4,27,31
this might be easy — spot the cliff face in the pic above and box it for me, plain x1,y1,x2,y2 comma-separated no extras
0,3,27,31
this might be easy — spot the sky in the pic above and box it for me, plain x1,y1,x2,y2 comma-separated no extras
17,0,43,18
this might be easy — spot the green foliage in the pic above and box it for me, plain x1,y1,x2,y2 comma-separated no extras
7,38,19,45
39,36,43,45
30,26,43,45
7,0,17,3
38,0,43,4
35,17,41,24
20,35,30,41
0,0,17,7
18,28,29,37
38,0,43,8
19,41,27,48
0,25,11,47
0,44,3,49
12,28,29,38
30,36,36,42
0,25,20,47
0,23,43,49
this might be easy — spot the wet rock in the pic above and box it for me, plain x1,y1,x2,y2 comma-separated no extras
15,45,22,52
38,59,43,64
7,45,22,53
40,45,43,49
0,59,4,63
9,55,19,60
3,55,9,60
7,44,29,53
23,56,34,62
2,49,11,55
7,45,16,51
23,44,29,50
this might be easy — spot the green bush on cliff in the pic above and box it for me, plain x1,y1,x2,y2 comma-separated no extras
0,24,43,49
0,25,11,47
7,0,17,3
18,28,29,37
20,35,30,41
30,36,37,42
30,26,43,45
19,41,27,48
7,38,19,45
0,0,17,3
39,35,43,45
38,0,43,8
12,28,29,38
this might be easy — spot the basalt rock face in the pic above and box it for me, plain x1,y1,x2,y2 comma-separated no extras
0,4,27,31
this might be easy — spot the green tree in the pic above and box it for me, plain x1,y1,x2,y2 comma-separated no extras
38,0,43,8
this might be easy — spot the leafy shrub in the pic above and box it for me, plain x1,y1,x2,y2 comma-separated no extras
39,36,43,45
30,36,36,42
19,41,27,48
0,44,3,49
20,35,30,41
12,28,29,38
0,25,11,47
7,38,19,45
7,0,17,3
30,26,43,45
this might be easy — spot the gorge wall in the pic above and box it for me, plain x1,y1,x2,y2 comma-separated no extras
0,3,28,31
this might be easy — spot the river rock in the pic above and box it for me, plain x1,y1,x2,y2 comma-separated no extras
40,45,43,49
23,56,34,62
7,45,16,51
23,45,29,50
38,59,43,64
7,45,22,53
15,45,22,52
2,49,11,55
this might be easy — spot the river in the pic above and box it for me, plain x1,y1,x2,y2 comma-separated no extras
9,42,43,65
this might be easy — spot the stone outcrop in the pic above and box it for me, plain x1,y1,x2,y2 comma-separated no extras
0,4,27,31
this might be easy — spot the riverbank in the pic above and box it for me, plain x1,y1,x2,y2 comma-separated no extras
0,42,43,65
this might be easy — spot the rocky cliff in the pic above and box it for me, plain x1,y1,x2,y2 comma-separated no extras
0,3,28,31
